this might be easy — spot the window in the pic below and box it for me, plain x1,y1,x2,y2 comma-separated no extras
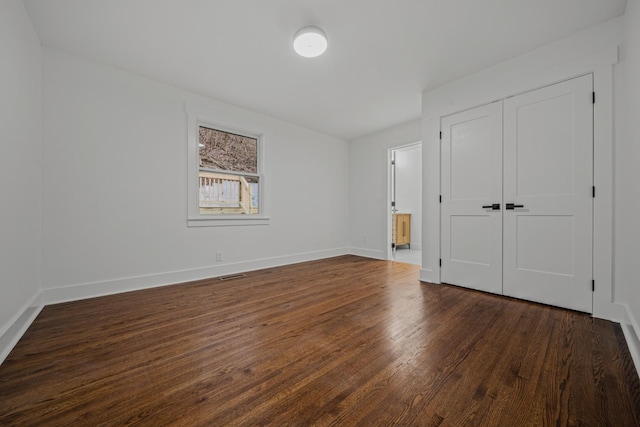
186,104,268,227
198,126,259,215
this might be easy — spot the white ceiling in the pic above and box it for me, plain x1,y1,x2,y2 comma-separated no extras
24,0,627,140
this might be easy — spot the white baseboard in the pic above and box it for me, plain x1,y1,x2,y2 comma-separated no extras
42,247,350,305
419,268,437,283
0,292,44,365
621,303,640,377
348,247,387,260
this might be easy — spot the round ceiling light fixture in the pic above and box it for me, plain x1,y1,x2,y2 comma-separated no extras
293,26,328,58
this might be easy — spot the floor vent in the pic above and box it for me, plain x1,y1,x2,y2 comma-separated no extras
219,274,246,281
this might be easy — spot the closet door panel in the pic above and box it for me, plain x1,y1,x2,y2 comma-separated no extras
503,75,593,313
441,102,503,294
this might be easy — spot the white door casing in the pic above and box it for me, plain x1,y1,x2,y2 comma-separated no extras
441,102,503,295
502,75,593,313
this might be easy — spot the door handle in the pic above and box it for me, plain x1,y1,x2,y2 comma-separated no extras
505,203,524,210
482,203,500,210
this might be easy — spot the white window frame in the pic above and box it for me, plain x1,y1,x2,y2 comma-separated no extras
186,104,269,227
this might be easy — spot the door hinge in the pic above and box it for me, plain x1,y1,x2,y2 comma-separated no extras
391,201,396,207
391,160,395,165
439,258,442,267
592,279,595,292
592,186,595,198
439,195,442,203
592,92,596,104
439,131,442,140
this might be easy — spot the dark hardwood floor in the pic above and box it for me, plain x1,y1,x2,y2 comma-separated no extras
1,255,639,426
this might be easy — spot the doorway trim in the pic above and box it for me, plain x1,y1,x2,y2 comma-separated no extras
385,142,422,261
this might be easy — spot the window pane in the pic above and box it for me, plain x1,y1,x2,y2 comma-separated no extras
199,126,257,174
199,171,259,215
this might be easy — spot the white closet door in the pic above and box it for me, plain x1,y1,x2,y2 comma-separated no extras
441,102,503,294
503,75,593,313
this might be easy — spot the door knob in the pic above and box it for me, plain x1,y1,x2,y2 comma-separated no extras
505,203,524,210
482,203,500,210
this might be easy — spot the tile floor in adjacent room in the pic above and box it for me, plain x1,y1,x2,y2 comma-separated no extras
392,247,421,266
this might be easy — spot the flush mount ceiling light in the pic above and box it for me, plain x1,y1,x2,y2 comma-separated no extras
293,26,328,58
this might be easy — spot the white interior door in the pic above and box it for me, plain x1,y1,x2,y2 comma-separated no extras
503,75,593,313
441,102,503,294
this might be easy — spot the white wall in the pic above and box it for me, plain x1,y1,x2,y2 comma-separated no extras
394,145,422,249
0,0,43,359
619,0,640,366
349,120,421,259
421,17,624,321
40,49,349,302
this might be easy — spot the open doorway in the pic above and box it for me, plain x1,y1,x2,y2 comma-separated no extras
387,142,422,265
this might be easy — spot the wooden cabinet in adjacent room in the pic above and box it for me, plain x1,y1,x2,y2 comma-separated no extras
393,213,411,248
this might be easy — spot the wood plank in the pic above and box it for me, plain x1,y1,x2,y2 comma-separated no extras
0,255,638,425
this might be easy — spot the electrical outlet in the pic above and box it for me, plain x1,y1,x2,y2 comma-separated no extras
216,251,223,262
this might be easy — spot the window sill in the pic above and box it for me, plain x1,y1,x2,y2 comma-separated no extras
187,216,270,228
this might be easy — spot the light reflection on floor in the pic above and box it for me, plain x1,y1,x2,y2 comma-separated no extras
383,257,426,366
